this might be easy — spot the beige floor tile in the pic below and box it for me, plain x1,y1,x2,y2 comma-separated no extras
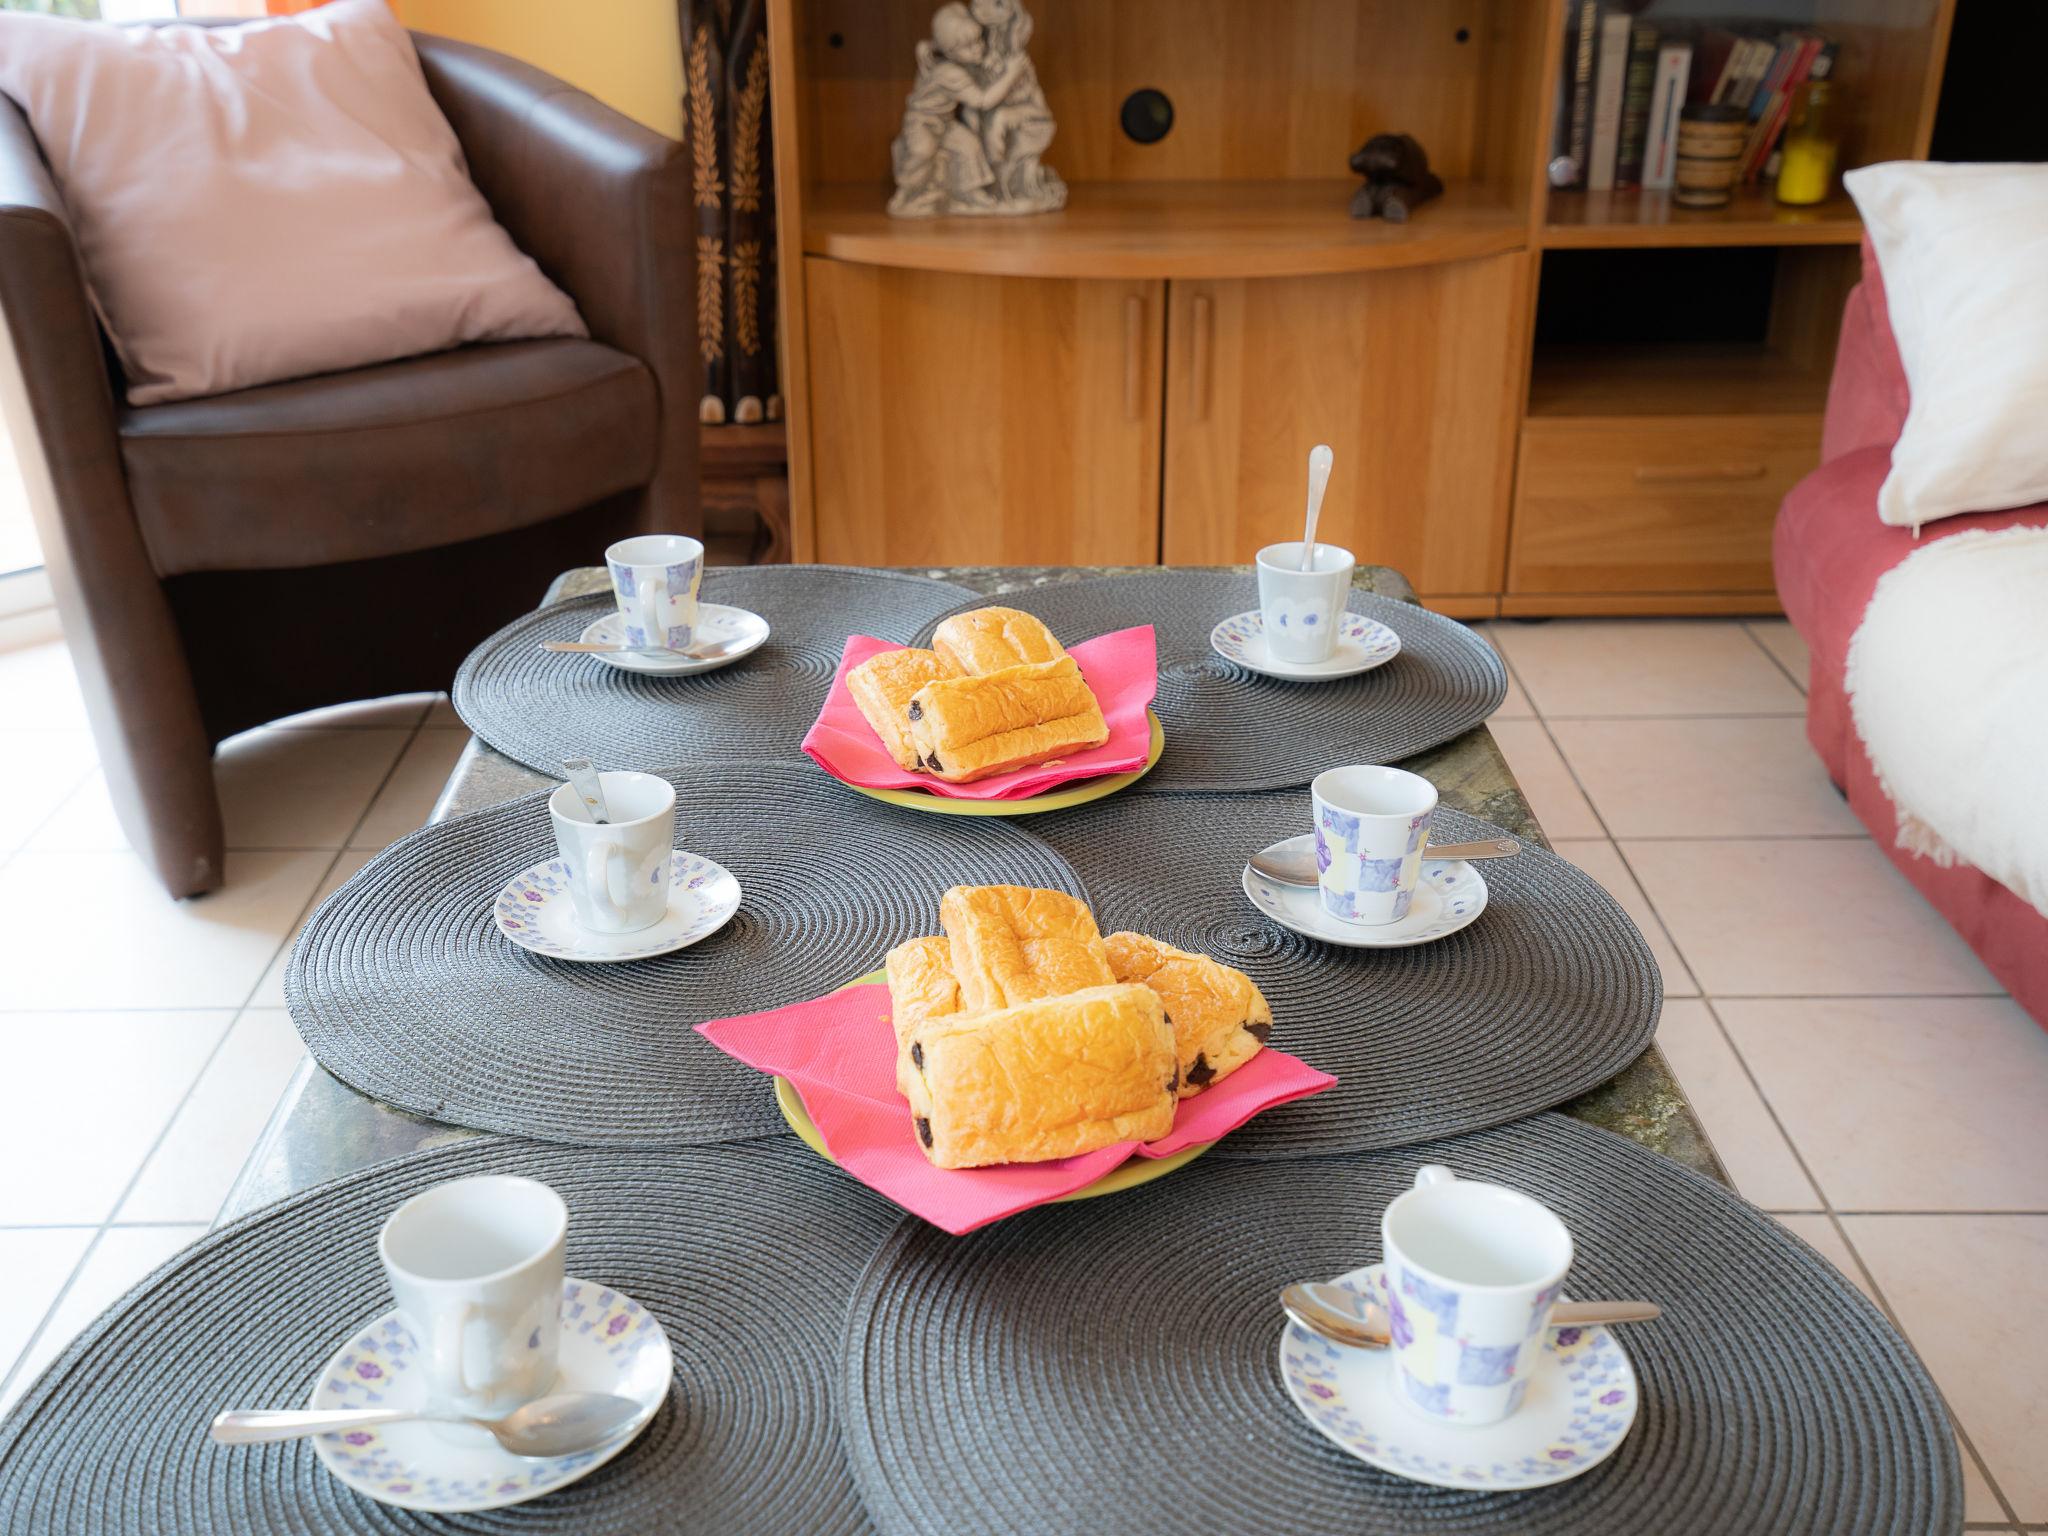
0,729,96,854
1551,840,1698,997
0,1228,94,1414
1625,839,2000,997
1654,1000,1819,1209
423,695,462,729
1549,717,1861,839
0,850,330,1010
0,1011,231,1222
0,1225,202,1417
1842,1216,2048,1521
249,850,375,1009
271,694,435,731
1745,620,1810,695
1491,619,1806,718
1487,720,1604,840
1773,1215,1880,1308
1719,998,2048,1211
0,637,90,728
33,729,408,853
349,729,469,850
1957,1438,2010,1525
119,1011,305,1224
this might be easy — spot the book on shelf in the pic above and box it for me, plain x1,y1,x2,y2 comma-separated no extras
1555,0,1602,189
1743,34,1835,182
1613,21,1662,189
1643,40,1693,191
1586,8,1632,192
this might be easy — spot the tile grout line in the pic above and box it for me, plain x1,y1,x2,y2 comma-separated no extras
1508,626,2022,1528
0,699,435,1409
1739,619,1810,697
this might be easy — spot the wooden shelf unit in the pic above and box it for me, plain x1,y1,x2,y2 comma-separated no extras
767,0,1957,613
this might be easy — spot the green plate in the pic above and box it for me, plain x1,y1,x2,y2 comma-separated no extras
772,966,1212,1202
843,710,1164,817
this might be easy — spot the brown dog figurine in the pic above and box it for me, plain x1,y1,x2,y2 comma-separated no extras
1348,133,1444,223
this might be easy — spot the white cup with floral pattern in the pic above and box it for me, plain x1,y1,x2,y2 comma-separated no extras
1256,540,1355,664
1381,1164,1574,1427
606,533,703,651
1311,764,1437,925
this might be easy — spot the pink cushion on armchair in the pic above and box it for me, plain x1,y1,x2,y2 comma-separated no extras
0,0,585,404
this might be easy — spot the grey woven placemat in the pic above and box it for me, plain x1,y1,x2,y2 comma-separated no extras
452,565,980,776
915,572,1507,791
1030,793,1660,1157
285,760,1086,1146
0,1136,898,1535
839,1113,1960,1536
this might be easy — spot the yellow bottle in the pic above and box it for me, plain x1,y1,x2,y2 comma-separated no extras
1775,81,1838,206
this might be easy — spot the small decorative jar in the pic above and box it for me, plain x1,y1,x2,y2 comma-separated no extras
1673,104,1746,208
1775,81,1839,206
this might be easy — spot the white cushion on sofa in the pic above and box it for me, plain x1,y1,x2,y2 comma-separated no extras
1843,161,2048,531
1848,525,2048,918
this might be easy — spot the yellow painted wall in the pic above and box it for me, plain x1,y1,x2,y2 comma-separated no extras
394,0,684,139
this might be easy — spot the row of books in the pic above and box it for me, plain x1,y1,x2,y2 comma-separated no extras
1553,8,1838,194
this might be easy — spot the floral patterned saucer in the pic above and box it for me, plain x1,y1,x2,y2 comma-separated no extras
493,850,741,963
1241,839,1487,949
1280,1264,1638,1492
576,603,770,676
1209,610,1402,681
309,1276,673,1514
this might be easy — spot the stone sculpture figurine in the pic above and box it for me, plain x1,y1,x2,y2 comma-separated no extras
888,0,1066,218
1348,133,1444,223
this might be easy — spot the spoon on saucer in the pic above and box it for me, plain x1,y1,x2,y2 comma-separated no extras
209,1390,646,1457
543,635,753,660
1281,1281,1660,1352
1249,835,1521,887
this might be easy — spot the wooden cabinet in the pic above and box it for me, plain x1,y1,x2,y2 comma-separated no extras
1507,415,1820,601
1160,257,1526,603
802,259,1162,566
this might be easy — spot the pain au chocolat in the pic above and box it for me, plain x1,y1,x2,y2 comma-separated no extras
1104,931,1272,1097
884,935,962,1098
902,983,1178,1168
848,647,959,771
939,884,1114,1012
906,656,1109,783
931,605,1067,675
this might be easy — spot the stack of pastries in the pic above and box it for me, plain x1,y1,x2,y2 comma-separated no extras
885,885,1275,1169
847,607,1109,783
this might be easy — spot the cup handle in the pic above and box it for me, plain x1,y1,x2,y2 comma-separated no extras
429,1301,478,1400
1413,1164,1454,1190
636,573,668,650
583,838,630,924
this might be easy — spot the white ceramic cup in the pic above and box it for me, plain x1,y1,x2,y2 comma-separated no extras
1311,764,1438,925
1380,1164,1574,1428
1256,540,1356,665
606,533,704,651
548,771,675,934
379,1175,568,1418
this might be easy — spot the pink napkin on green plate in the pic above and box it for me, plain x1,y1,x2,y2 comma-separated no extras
800,627,1157,800
697,983,1337,1235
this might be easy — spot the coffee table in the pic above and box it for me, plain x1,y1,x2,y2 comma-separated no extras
221,564,1723,1222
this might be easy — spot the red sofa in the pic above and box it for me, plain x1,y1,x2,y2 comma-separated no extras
1773,241,2048,1023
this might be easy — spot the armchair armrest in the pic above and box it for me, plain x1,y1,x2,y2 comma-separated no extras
412,33,697,526
0,96,223,892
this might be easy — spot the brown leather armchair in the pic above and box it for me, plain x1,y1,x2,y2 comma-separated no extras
0,32,696,898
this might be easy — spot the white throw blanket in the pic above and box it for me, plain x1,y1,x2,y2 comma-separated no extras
1846,525,2048,919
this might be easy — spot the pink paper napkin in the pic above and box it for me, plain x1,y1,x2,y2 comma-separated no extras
697,983,1337,1235
801,627,1158,801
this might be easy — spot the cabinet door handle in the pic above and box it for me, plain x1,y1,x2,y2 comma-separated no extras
1633,462,1767,484
1191,292,1212,423
1124,295,1143,421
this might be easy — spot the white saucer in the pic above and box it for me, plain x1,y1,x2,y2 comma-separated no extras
494,849,741,962
309,1275,673,1514
1210,610,1402,681
1242,837,1486,948
1280,1264,1639,1492
577,603,769,675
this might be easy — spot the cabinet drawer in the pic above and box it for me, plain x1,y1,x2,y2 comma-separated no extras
1508,415,1821,595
